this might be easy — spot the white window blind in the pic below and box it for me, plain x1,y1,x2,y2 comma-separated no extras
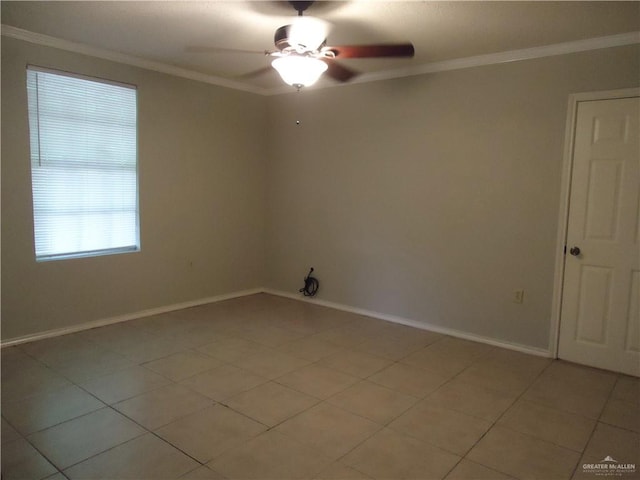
26,67,139,261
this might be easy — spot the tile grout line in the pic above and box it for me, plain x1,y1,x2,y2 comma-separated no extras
3,299,636,480
22,347,218,476
566,372,623,480
438,354,556,480
311,339,471,474
594,375,639,434
396,349,496,479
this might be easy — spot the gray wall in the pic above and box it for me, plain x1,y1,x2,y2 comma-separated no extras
265,45,640,351
2,36,638,350
2,37,268,340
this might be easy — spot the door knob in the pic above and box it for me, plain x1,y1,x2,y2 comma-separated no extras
569,246,581,257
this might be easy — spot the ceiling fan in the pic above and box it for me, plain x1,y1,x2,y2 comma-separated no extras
189,1,415,88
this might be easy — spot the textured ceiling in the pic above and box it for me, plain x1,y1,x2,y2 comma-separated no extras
2,1,639,93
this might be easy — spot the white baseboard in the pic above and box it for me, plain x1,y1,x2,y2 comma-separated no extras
0,288,263,348
263,288,552,358
2,286,552,358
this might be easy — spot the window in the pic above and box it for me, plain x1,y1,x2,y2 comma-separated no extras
26,66,139,261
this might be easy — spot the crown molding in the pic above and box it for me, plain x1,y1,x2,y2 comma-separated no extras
3,24,638,97
356,31,640,86
267,30,640,95
1,24,268,96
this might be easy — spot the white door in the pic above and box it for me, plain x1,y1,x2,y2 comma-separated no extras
558,94,640,376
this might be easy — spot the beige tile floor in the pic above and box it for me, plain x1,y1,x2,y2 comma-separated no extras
1,293,638,480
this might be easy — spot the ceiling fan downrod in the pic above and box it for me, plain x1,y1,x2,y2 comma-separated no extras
289,1,313,16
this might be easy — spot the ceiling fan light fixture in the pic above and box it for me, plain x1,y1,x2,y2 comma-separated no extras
272,55,328,88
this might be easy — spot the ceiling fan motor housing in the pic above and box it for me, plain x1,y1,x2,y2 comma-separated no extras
275,2,326,52
274,24,327,52
274,25,293,51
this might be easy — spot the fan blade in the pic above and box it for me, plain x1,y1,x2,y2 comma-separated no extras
185,46,268,55
236,66,273,80
321,58,358,82
328,43,414,58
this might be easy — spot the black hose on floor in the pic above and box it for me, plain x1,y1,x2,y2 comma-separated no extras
299,267,319,297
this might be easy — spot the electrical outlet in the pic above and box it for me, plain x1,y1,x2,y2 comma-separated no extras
513,289,524,304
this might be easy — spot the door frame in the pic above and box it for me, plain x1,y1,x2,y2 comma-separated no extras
550,87,640,359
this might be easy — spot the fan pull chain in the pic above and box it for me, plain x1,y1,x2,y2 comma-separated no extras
295,87,302,126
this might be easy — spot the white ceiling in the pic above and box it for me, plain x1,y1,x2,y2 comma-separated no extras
2,1,639,94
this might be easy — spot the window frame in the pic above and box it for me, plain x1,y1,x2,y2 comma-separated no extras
26,65,141,262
